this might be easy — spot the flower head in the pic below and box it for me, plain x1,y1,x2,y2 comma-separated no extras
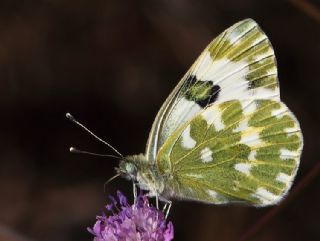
88,191,174,241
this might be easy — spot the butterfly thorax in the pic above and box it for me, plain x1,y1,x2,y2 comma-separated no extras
117,154,165,197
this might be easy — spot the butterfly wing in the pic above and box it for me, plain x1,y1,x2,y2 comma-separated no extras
146,19,279,162
157,99,303,206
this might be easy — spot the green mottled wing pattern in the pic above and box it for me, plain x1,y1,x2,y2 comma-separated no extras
157,99,303,206
146,19,279,163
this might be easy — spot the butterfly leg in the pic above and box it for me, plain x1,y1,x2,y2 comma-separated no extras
158,196,172,218
164,200,172,219
133,181,137,205
145,191,171,216
156,193,159,209
162,203,168,212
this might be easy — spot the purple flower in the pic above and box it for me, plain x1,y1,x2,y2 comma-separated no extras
88,191,174,241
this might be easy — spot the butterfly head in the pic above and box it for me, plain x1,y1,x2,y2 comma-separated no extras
117,158,138,181
117,154,164,195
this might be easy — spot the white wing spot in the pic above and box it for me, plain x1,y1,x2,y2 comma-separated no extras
181,125,196,149
185,173,203,179
207,189,227,204
242,100,257,115
276,172,291,185
234,119,249,132
200,147,213,163
248,150,257,161
201,107,225,131
271,107,287,119
284,125,299,137
234,163,252,175
207,189,218,199
240,128,264,147
280,148,297,160
252,187,280,206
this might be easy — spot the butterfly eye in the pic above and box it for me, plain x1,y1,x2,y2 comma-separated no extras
125,163,137,176
117,161,137,181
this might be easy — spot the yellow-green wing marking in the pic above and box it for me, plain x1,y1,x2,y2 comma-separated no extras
146,19,279,163
157,99,302,206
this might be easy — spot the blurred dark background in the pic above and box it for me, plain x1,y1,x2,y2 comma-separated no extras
1,0,319,241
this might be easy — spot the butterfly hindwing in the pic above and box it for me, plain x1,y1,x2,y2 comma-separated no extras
146,19,279,162
157,99,303,206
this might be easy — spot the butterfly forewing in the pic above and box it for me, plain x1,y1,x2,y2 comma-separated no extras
157,99,302,206
146,19,279,162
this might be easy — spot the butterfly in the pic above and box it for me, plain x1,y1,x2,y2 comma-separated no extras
68,19,303,210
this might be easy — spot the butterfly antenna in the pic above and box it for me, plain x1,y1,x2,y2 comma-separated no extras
66,113,123,158
69,147,121,159
104,173,121,192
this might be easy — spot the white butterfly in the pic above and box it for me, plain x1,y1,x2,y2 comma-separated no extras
68,19,303,215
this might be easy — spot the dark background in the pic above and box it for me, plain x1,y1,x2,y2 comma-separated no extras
1,1,319,241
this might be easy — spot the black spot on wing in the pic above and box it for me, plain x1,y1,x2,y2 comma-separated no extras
248,78,261,89
179,74,197,97
184,75,221,108
184,74,197,88
197,84,221,108
208,84,221,105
